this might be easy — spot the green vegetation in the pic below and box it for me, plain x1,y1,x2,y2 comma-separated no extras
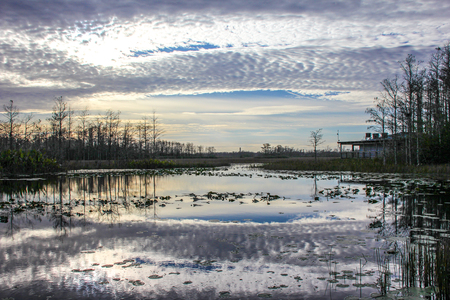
0,149,60,176
262,158,450,176
128,159,176,169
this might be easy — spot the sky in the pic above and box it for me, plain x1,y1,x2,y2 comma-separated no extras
1,0,449,152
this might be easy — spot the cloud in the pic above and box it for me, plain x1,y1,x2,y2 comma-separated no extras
201,104,324,116
1,1,449,29
1,0,449,150
1,0,448,104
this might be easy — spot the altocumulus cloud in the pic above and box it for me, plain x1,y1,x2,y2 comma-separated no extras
0,0,449,149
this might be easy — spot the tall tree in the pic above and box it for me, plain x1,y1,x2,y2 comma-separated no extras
380,76,401,164
2,100,20,150
105,110,120,161
309,129,325,162
49,96,68,161
150,111,164,158
77,107,90,160
138,117,150,158
366,97,389,165
400,54,422,165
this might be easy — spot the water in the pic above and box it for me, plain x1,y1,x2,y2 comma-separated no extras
0,165,448,299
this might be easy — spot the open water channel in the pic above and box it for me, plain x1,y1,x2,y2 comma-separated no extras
0,164,449,299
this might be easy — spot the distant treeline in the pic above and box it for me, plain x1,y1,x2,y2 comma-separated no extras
366,43,450,164
0,97,216,162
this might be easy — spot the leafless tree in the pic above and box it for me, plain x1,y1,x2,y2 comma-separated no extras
309,129,325,162
2,100,20,150
366,97,389,165
380,76,401,164
48,96,68,160
150,111,165,158
77,107,90,160
137,116,150,158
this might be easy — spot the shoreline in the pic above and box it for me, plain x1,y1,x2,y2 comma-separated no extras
62,157,450,178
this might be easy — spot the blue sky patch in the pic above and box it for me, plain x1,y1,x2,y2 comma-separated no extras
150,90,313,99
130,42,220,57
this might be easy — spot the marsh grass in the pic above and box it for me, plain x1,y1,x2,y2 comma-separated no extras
63,158,231,170
262,158,450,176
435,238,450,299
63,156,291,170
399,238,450,299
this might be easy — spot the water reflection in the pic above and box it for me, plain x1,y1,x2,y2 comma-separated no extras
1,166,449,299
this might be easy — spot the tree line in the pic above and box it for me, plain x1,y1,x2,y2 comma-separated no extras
366,43,450,165
0,97,216,162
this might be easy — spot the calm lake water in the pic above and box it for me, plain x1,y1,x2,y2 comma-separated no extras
0,164,449,299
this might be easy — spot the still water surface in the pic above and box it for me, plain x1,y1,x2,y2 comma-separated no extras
0,165,448,299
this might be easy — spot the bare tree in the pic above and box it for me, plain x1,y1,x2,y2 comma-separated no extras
309,129,325,162
77,107,90,160
48,96,68,160
66,105,75,160
400,54,423,165
137,116,151,158
94,115,104,160
366,97,389,165
22,113,41,151
381,76,401,164
150,111,165,158
2,100,20,150
105,110,120,161
121,121,135,160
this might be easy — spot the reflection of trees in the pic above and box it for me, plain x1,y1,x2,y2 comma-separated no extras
4,208,19,238
49,180,70,239
31,173,162,226
311,174,319,200
366,180,450,298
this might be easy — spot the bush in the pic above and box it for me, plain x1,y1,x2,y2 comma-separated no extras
0,149,60,175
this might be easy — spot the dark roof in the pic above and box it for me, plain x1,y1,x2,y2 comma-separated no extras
338,139,387,145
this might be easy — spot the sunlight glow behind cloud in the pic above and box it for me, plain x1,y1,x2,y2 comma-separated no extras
0,0,449,150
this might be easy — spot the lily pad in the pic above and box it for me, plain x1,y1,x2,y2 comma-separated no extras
257,293,272,298
131,280,145,286
219,291,231,298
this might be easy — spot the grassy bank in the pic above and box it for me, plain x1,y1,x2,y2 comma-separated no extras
62,156,285,170
262,158,450,176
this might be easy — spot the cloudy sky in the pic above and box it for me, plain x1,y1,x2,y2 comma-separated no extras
1,0,449,151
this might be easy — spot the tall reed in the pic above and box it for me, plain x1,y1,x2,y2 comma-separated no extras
435,237,450,299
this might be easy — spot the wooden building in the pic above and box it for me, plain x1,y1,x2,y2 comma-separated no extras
338,133,389,159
